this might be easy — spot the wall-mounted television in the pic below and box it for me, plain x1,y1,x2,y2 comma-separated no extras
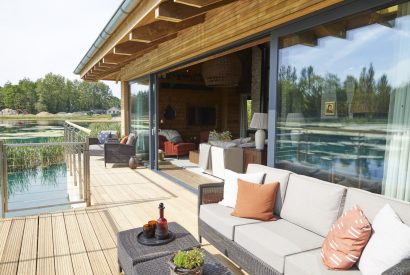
187,106,216,126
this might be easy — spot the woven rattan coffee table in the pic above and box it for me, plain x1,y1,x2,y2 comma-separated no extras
133,249,234,275
118,222,200,275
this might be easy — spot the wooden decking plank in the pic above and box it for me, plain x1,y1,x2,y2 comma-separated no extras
37,214,55,275
0,218,25,274
63,212,93,275
0,220,12,261
98,210,119,244
52,213,74,275
75,210,112,275
87,210,118,274
0,156,245,275
17,216,38,275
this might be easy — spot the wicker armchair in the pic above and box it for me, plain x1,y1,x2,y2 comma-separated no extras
104,140,136,167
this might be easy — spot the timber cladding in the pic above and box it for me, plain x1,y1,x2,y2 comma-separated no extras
158,87,241,139
119,0,342,80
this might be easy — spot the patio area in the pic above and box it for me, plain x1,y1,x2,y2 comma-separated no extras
0,156,244,275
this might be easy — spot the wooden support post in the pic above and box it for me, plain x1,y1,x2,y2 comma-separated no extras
121,81,130,137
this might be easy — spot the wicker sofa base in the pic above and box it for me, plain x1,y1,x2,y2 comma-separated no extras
198,218,281,275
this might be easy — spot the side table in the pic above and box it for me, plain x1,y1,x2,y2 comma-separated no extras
243,147,267,172
117,222,199,275
189,150,199,164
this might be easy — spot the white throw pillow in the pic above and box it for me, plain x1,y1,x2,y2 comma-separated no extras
218,169,265,208
358,204,410,275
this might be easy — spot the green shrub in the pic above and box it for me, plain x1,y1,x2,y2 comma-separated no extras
172,248,204,270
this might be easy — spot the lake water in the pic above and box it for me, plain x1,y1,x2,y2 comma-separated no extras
0,120,64,143
0,120,74,217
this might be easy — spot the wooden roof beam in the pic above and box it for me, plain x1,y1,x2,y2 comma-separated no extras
173,0,223,8
280,31,317,49
315,22,346,39
129,15,205,43
114,34,177,56
155,0,234,22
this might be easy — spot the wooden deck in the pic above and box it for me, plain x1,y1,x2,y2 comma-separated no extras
0,156,244,275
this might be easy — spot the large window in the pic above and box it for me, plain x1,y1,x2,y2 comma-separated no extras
275,3,410,201
130,78,150,162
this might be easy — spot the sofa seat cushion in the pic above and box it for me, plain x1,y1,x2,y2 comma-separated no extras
199,203,262,240
246,164,292,215
285,249,362,275
280,174,347,237
234,219,324,273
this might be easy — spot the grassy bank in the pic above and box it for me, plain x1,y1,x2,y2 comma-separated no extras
5,137,65,173
0,114,115,121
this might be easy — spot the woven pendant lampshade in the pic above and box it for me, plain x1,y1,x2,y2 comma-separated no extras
201,54,242,87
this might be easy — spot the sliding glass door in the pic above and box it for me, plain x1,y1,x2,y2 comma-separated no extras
273,2,410,201
130,78,150,164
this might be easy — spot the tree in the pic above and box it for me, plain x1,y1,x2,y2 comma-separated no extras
0,73,119,114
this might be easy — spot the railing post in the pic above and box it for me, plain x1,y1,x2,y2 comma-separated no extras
77,135,83,199
0,142,8,218
84,138,91,207
69,127,74,176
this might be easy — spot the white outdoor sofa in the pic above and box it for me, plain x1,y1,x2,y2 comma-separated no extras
198,164,410,275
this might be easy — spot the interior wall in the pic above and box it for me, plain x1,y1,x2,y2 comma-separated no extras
158,87,241,140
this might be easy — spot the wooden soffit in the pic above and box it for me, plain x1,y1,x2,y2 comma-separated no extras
81,0,237,81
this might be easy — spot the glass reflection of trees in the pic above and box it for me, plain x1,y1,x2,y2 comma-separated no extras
278,64,392,121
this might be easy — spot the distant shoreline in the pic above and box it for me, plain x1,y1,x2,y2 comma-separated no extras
0,114,119,122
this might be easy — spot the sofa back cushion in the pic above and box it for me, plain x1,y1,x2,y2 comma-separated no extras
280,174,347,237
343,188,410,225
246,164,291,215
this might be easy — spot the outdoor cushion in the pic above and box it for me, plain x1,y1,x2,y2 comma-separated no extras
126,133,136,146
246,164,292,215
284,249,362,275
199,203,262,240
343,188,410,225
358,204,410,275
280,174,346,237
234,219,324,273
232,179,279,221
218,169,265,208
89,144,104,156
322,205,371,270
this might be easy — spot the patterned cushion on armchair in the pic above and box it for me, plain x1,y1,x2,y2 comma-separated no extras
97,131,118,144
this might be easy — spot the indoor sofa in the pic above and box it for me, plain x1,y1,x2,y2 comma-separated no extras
198,164,410,275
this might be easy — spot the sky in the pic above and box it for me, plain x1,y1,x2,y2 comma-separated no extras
0,0,123,98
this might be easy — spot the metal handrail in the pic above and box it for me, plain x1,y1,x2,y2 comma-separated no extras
65,120,92,135
6,141,84,147
0,122,92,218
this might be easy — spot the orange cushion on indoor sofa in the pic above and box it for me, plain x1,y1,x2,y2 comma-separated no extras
321,205,372,270
231,179,279,221
120,136,128,144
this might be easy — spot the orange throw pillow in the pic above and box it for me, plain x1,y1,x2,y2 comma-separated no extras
322,205,372,270
231,179,279,221
120,136,128,144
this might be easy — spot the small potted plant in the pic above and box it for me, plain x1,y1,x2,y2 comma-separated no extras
168,248,205,275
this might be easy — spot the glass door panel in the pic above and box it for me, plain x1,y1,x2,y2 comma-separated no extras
130,78,150,164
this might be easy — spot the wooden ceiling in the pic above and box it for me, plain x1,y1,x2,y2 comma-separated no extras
83,0,236,81
279,5,398,49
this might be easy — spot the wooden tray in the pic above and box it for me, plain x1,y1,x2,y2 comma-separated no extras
137,231,175,246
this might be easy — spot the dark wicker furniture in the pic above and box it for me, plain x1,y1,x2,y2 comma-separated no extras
132,249,234,275
198,182,280,275
118,222,199,275
104,140,136,167
198,182,410,275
